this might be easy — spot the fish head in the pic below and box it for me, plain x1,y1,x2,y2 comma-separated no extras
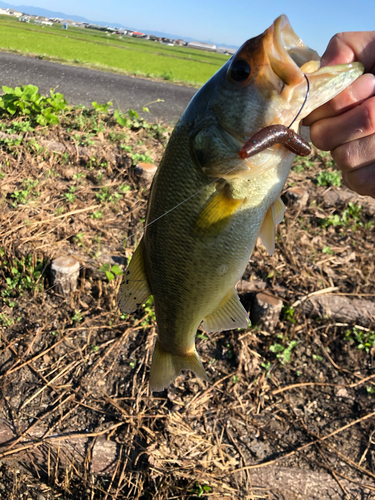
188,15,364,179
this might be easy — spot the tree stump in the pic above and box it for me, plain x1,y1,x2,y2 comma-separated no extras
251,292,283,330
134,162,157,183
50,256,80,296
303,294,375,327
283,186,309,208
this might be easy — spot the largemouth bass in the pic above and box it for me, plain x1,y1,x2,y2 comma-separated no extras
119,15,363,391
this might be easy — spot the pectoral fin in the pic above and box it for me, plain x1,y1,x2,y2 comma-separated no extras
258,197,285,255
195,186,244,235
202,289,250,332
118,238,151,313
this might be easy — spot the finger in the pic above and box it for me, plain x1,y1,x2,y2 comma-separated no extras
331,133,375,172
341,163,375,198
309,95,375,151
303,73,375,126
332,134,375,198
320,32,375,73
320,33,357,67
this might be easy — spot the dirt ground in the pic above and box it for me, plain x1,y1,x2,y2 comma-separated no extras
0,103,374,500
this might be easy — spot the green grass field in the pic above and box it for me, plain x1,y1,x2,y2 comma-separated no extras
0,15,230,86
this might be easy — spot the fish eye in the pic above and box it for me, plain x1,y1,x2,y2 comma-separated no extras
229,59,251,82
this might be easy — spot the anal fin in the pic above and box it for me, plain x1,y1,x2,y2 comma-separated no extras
150,340,208,392
258,196,285,255
118,238,151,313
202,289,249,333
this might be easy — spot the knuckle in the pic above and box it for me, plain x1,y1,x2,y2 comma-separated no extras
310,122,332,151
361,99,375,135
327,33,343,47
332,143,357,170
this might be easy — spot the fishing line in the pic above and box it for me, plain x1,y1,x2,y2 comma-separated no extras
124,76,311,238
287,74,310,129
30,162,241,296
26,75,312,296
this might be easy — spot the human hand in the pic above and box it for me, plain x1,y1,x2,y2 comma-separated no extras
304,32,375,198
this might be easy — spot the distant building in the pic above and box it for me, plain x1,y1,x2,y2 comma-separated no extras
187,41,216,52
217,47,236,55
19,16,30,22
161,37,174,45
85,23,108,32
0,8,22,17
34,19,53,26
132,31,145,38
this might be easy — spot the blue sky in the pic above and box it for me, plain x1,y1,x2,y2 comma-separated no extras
9,0,375,53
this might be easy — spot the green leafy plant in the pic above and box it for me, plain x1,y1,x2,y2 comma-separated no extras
72,310,83,322
161,70,175,81
98,263,122,281
345,326,375,353
129,358,137,369
118,184,130,194
72,172,86,181
91,210,103,220
10,178,40,207
0,252,46,302
74,132,95,147
189,482,211,498
141,296,156,326
131,152,154,163
320,202,365,230
316,170,341,187
64,191,77,203
312,354,323,361
114,107,159,132
96,186,124,204
0,85,69,125
92,100,112,113
0,313,14,327
282,305,296,324
269,340,298,364
73,232,87,249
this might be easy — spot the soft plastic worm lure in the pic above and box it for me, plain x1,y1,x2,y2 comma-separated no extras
239,74,311,159
239,124,311,158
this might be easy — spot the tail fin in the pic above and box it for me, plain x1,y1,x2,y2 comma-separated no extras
149,340,208,392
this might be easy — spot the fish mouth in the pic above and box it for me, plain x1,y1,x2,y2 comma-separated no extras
268,14,320,89
268,15,364,116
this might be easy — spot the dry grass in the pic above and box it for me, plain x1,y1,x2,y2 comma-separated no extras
0,106,374,499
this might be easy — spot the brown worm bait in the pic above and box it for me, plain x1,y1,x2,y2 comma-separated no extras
239,124,311,159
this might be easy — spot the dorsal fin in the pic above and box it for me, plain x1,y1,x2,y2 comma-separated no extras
118,238,151,313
